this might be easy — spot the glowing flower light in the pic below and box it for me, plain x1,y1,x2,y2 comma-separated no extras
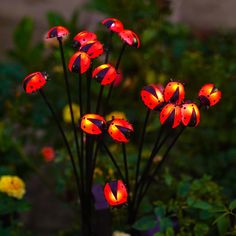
92,64,117,85
160,103,181,128
107,118,134,143
141,84,165,110
68,51,91,74
46,26,69,39
102,18,124,33
181,102,200,127
198,83,222,107
104,180,128,206
72,31,97,49
0,176,26,199
80,40,104,59
23,72,48,94
81,114,106,135
119,29,140,48
164,81,185,105
63,103,80,123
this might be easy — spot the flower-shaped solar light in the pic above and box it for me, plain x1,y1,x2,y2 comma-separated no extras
80,40,104,59
104,180,128,207
23,72,48,94
72,31,97,50
119,29,140,48
160,103,181,128
164,81,185,105
198,84,222,107
141,84,165,111
181,102,200,127
68,51,91,74
107,119,134,143
102,18,124,33
92,64,117,85
81,114,106,135
46,26,69,39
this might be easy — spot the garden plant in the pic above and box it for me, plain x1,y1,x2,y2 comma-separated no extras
0,1,236,235
21,17,222,236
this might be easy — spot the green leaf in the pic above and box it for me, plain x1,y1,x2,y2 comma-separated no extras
154,206,166,218
0,228,11,236
229,199,236,210
177,181,190,197
16,200,31,212
133,215,157,231
166,227,174,236
216,214,230,236
13,17,34,51
194,223,209,236
187,197,212,210
47,11,66,27
154,233,164,236
159,217,173,232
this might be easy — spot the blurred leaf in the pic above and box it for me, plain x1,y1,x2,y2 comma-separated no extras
47,11,66,27
16,200,31,212
154,205,166,218
177,181,190,197
194,223,209,236
0,228,11,236
154,233,164,236
187,197,212,210
133,215,157,231
159,217,173,232
13,17,34,51
166,227,174,236
216,213,230,236
229,199,236,210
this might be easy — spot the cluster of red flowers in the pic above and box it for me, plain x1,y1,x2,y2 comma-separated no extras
81,114,134,143
141,82,221,128
22,17,222,210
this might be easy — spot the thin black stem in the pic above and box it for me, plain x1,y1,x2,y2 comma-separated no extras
105,31,114,63
78,72,84,192
135,126,186,218
96,85,104,113
58,37,81,170
39,89,81,196
135,109,151,184
103,43,126,114
130,109,151,223
101,141,125,181
138,125,165,187
122,143,129,191
89,140,100,186
132,127,170,221
115,43,127,70
86,63,93,113
78,72,83,116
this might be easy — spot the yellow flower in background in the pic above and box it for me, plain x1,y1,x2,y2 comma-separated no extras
94,167,103,178
106,111,127,121
0,176,26,199
63,103,80,123
112,231,130,236
107,168,114,178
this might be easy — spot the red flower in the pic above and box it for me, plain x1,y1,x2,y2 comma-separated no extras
104,180,128,207
41,146,55,162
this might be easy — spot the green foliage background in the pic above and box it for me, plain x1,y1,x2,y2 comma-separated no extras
0,0,235,235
